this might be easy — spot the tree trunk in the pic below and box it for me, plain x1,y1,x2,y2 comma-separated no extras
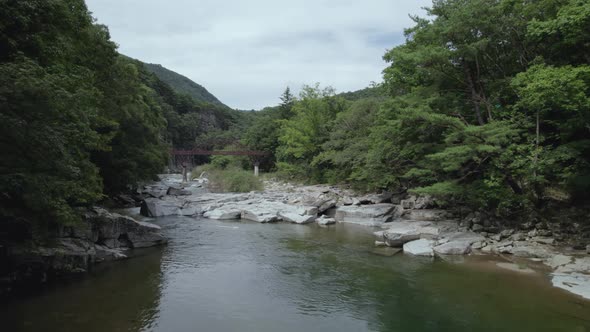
464,64,484,125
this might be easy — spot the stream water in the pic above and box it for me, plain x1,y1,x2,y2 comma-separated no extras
2,216,589,332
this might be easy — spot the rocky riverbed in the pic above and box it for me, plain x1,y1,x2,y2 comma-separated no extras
139,174,590,300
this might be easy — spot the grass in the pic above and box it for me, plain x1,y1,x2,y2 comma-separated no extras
192,164,263,193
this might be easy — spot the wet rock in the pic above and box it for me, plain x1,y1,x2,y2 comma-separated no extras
317,216,336,226
520,222,534,230
587,244,590,254
375,241,387,247
94,244,127,262
403,239,435,257
372,247,402,257
496,262,535,274
334,204,398,226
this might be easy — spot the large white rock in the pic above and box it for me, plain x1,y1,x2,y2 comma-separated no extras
434,241,472,255
140,197,181,217
552,273,590,300
334,204,397,226
278,212,316,224
317,216,336,226
241,208,280,223
381,221,438,247
403,239,435,256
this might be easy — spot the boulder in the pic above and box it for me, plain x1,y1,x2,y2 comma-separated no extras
88,207,167,249
278,212,316,224
434,241,472,255
317,216,336,226
403,239,435,256
140,197,182,217
334,204,397,226
382,221,438,247
241,208,280,223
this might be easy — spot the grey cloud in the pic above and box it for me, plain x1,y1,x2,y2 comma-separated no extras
86,0,430,109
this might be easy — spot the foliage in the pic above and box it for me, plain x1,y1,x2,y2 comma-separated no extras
143,62,227,107
0,0,168,225
192,164,263,193
248,0,590,219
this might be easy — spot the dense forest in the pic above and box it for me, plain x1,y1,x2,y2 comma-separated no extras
241,0,590,221
1,0,590,231
0,0,244,229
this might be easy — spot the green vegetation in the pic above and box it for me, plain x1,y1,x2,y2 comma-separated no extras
2,0,589,228
241,0,590,221
192,164,263,193
143,62,227,107
0,0,243,228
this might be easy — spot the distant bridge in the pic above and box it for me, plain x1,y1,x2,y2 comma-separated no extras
171,149,269,157
170,149,270,176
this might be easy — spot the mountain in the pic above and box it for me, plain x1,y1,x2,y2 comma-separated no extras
142,62,228,108
337,86,385,101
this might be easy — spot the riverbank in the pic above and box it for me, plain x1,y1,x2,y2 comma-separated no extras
0,206,167,296
139,173,590,301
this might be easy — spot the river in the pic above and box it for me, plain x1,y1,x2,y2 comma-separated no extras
2,216,589,332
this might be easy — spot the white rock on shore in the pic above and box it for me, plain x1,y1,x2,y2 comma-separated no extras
334,204,398,226
403,239,435,256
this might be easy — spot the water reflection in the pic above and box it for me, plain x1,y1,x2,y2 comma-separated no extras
0,247,164,332
2,217,590,332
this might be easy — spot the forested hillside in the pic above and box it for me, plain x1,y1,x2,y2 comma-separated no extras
242,0,590,221
143,62,227,107
0,0,243,229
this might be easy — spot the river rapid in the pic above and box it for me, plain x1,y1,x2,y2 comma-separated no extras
2,215,590,332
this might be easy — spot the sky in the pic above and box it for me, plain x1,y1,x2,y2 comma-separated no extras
85,0,431,110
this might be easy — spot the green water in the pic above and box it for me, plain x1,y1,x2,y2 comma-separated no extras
2,217,589,332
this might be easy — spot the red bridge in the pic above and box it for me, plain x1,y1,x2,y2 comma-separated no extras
171,149,269,156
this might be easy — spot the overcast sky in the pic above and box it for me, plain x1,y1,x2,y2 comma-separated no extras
86,0,430,110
